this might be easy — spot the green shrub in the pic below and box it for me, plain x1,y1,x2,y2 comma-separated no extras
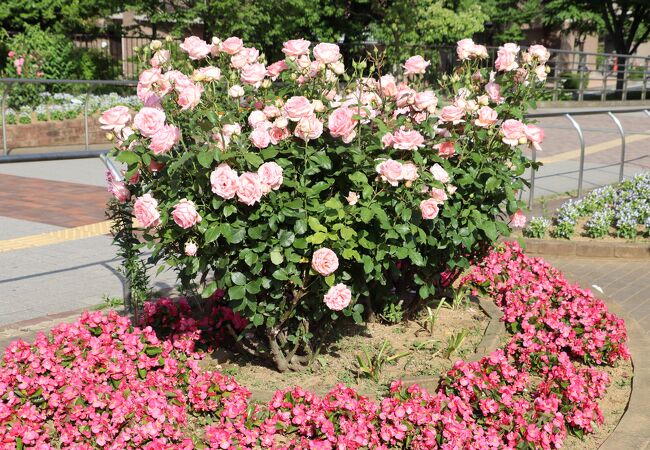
523,217,550,239
559,71,589,91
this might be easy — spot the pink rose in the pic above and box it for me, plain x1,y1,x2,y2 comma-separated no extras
7,51,15,58
380,75,398,97
172,199,202,229
240,63,266,85
439,105,465,124
392,127,425,150
474,106,498,128
267,60,289,79
133,193,161,228
248,110,268,128
106,172,130,202
381,132,394,148
230,47,259,68
177,83,204,111
485,81,505,104
262,105,281,118
403,55,430,75
133,107,166,137
524,124,544,150
535,65,548,82
456,39,475,60
139,67,162,87
179,36,212,60
328,107,357,143
473,44,488,59
495,43,519,71
210,163,239,199
511,209,527,228
313,43,341,64
258,162,283,192
196,66,222,82
150,50,171,67
294,114,323,141
311,248,339,276
376,159,403,186
283,96,314,121
401,163,419,182
221,37,244,55
414,90,438,112
164,70,193,91
434,141,456,158
250,127,271,149
99,106,131,131
430,163,450,183
394,85,416,108
282,39,311,57
149,124,180,154
346,192,359,205
323,283,352,310
447,184,457,195
269,126,290,144
236,172,264,206
429,188,448,204
500,119,526,146
420,198,440,220
527,44,550,64
184,242,198,256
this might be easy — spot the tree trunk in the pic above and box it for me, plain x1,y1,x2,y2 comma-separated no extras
615,55,626,96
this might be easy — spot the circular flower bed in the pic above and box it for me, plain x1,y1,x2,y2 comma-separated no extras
0,243,629,448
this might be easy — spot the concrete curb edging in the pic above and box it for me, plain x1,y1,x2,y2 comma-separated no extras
523,238,650,259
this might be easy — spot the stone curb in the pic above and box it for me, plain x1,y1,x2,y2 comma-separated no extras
523,238,650,259
250,296,506,403
545,269,650,450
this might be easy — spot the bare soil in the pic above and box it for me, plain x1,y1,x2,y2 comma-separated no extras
200,303,488,399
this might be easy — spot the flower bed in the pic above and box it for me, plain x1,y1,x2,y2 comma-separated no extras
524,172,650,240
0,243,629,448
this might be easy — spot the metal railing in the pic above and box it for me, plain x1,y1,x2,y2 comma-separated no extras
524,106,650,208
0,78,136,162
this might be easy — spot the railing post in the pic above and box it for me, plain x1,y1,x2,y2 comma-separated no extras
578,53,587,102
565,114,586,198
622,55,629,101
607,112,626,182
643,58,649,101
601,59,608,102
1,83,12,156
528,146,536,209
83,84,94,152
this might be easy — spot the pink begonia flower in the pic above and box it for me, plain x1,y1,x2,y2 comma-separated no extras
403,55,430,75
149,124,180,155
210,163,239,199
474,106,498,128
392,127,425,150
179,36,212,60
313,43,341,64
240,62,266,85
439,105,465,124
294,114,323,141
376,159,403,186
328,107,357,143
184,242,198,256
430,163,450,183
495,43,520,71
311,248,339,276
257,162,283,193
177,83,204,111
511,209,527,227
13,57,24,75
420,198,440,219
99,106,130,132
221,36,244,55
346,192,359,205
434,141,456,158
524,124,544,150
500,119,526,146
133,107,166,137
133,193,161,228
323,283,351,310
282,39,311,57
236,172,263,206
283,96,314,121
172,199,202,229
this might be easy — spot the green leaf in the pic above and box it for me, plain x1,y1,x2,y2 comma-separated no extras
197,150,214,168
116,150,139,165
294,219,308,235
202,281,218,298
272,268,289,281
228,227,246,244
252,314,264,327
204,225,221,244
307,232,327,244
485,176,500,192
223,204,237,218
418,285,429,299
231,272,247,286
308,217,327,232
278,230,295,247
228,285,246,300
270,250,284,265
359,208,374,223
324,274,335,286
340,227,356,240
244,152,264,167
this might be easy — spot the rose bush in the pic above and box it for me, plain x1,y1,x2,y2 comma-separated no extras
106,37,546,370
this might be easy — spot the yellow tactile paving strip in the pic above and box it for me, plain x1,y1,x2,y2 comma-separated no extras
539,129,650,164
0,220,114,253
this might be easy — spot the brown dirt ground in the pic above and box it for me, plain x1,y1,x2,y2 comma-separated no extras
514,220,650,243
200,303,488,399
